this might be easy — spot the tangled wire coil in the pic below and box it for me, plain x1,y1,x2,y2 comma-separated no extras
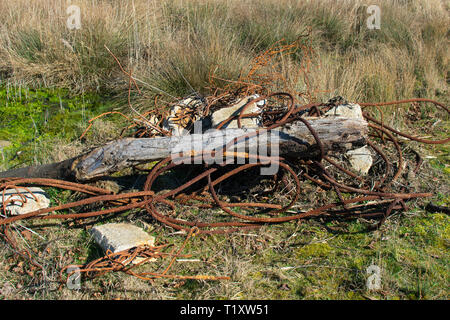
0,37,448,284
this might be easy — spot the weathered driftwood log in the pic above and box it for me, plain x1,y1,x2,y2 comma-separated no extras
0,117,368,181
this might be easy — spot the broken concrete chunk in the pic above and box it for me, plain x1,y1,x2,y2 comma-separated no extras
211,95,264,129
90,223,155,255
162,97,206,136
325,104,372,174
324,103,363,120
0,187,50,216
346,145,373,175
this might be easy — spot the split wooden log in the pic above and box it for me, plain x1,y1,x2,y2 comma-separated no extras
0,117,368,181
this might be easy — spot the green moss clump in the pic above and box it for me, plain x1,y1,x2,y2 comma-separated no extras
296,242,332,258
0,85,116,167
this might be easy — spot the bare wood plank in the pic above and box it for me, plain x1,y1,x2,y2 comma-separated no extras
0,117,368,181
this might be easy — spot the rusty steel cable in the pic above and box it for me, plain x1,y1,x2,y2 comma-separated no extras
59,226,230,283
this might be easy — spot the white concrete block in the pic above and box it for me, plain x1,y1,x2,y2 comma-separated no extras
346,145,373,175
90,223,156,259
0,187,50,216
211,95,263,129
324,103,364,120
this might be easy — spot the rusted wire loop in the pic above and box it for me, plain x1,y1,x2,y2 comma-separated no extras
360,98,449,145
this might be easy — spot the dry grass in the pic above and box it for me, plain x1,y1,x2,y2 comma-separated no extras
0,0,448,106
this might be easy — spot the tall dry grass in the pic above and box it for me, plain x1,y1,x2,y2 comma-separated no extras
0,0,448,107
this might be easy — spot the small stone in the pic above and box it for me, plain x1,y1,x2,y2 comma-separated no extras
324,103,363,120
90,223,155,264
346,146,373,175
0,187,50,216
211,95,264,129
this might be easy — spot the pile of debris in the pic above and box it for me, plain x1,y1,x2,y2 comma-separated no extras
0,39,448,285
0,93,447,242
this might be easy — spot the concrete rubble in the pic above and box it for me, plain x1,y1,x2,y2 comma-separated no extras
163,96,205,136
324,103,364,120
162,94,266,134
0,187,50,216
346,145,373,175
211,94,265,129
90,223,156,264
325,103,373,175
